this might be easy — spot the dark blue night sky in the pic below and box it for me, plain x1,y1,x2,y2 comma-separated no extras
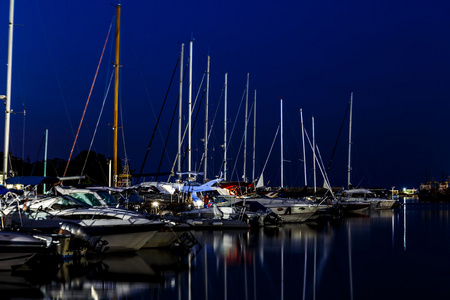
1,0,449,189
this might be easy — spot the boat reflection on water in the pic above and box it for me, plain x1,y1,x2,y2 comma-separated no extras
5,247,191,300
4,202,450,299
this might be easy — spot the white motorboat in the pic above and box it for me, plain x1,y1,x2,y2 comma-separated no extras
54,185,123,208
337,189,396,209
0,231,47,270
3,194,166,253
239,194,319,223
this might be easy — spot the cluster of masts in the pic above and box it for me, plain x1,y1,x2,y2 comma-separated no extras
1,2,356,192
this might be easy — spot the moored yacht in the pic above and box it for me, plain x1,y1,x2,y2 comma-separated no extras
0,231,47,270
239,193,319,223
2,194,166,253
337,189,395,209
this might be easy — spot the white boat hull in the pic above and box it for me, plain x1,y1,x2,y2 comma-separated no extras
243,198,318,223
0,231,47,270
267,204,318,223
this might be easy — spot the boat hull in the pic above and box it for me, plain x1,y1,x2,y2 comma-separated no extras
0,231,46,270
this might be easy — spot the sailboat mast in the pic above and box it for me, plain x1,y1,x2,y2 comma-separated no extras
43,128,48,192
204,56,210,182
223,73,228,180
280,98,284,188
177,43,184,177
347,92,353,189
312,116,316,196
300,109,307,187
243,73,249,182
3,0,14,182
188,40,193,178
252,90,256,182
113,4,121,187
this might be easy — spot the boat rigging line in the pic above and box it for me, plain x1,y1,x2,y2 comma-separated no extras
79,71,115,182
179,81,206,178
167,72,206,182
303,129,335,200
325,99,351,175
228,89,246,154
154,65,188,181
231,101,254,181
63,23,112,177
196,86,224,176
257,124,280,187
136,57,180,183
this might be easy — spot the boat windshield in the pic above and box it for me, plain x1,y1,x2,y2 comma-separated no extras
96,191,119,206
50,195,88,210
69,192,102,206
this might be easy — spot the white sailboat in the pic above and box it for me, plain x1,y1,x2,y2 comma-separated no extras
336,93,371,213
338,93,394,210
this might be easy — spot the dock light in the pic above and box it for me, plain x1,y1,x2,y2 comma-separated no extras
152,201,159,207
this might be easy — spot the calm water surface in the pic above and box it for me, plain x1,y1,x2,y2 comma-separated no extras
3,197,450,299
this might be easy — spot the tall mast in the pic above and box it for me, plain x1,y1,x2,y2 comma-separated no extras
347,92,353,189
203,56,210,182
300,109,307,187
177,43,184,177
113,4,121,187
280,98,284,188
223,73,228,180
43,128,48,192
188,40,193,178
243,73,249,182
3,0,15,182
252,90,256,182
312,116,316,197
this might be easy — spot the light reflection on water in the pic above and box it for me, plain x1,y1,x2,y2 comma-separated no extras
4,198,450,299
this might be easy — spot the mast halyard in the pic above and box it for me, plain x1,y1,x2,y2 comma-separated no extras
113,3,121,187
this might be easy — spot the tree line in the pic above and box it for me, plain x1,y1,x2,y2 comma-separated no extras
1,150,123,186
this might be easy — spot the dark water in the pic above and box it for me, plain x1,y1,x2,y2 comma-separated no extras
3,197,450,299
